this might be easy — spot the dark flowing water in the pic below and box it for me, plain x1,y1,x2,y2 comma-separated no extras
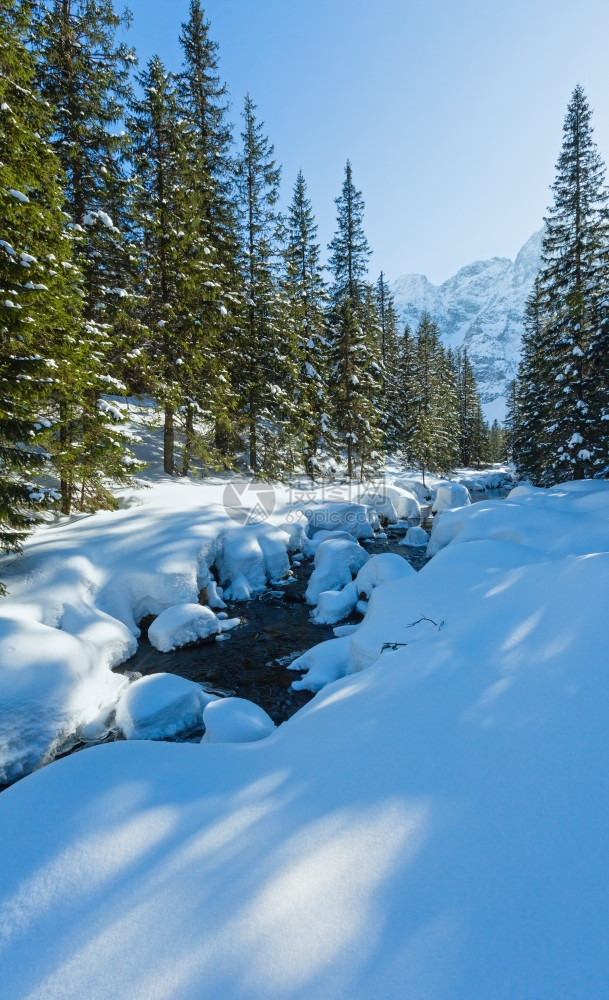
118,531,428,727
0,485,511,791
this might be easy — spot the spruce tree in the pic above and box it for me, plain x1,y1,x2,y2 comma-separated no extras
129,55,225,476
0,0,79,550
283,170,333,477
233,95,292,474
409,314,458,481
374,272,400,452
327,162,383,478
178,0,240,465
533,85,609,480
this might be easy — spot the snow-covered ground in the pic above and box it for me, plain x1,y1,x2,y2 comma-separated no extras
4,463,607,998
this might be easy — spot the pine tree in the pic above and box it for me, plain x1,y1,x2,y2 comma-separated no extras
531,85,609,481
374,272,400,452
0,0,80,552
488,419,506,463
32,0,140,510
129,55,221,476
409,314,458,481
391,324,417,459
233,95,292,474
455,348,487,466
178,0,240,465
283,170,333,477
327,162,383,478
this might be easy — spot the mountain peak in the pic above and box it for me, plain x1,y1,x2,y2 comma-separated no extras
391,233,542,421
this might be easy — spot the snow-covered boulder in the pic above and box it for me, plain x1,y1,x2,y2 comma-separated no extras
302,528,356,557
355,553,416,599
355,485,421,523
305,536,369,605
0,614,127,784
312,580,359,625
305,502,377,539
289,634,352,692
217,523,290,600
201,697,275,743
392,476,431,503
148,603,221,651
115,673,214,740
432,482,471,513
400,526,429,547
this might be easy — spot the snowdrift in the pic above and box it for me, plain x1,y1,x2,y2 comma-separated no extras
1,479,608,999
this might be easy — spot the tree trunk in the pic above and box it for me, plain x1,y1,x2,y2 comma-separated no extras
181,405,194,477
164,405,175,475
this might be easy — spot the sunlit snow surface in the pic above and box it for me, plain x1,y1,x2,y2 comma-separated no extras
1,471,608,998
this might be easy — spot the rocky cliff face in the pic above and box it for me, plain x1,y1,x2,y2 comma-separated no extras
391,230,543,421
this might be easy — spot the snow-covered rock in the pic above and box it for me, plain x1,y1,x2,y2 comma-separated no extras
305,502,377,539
305,536,369,605
400,525,429,547
115,673,214,740
312,580,358,625
289,634,352,692
431,481,471,513
201,696,275,743
355,553,416,599
148,603,221,651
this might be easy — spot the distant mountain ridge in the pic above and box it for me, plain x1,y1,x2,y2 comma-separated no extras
390,230,543,421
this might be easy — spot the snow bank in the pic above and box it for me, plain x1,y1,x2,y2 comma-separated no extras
0,614,126,783
115,673,215,740
355,552,416,598
400,526,429,547
431,481,471,513
312,580,358,625
289,634,352,692
0,480,294,780
305,536,369,605
201,696,275,743
1,480,609,999
148,603,221,651
305,502,378,539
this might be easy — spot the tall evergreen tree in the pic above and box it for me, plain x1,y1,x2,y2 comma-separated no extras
233,95,292,474
327,162,383,478
178,0,240,464
409,314,458,481
526,85,609,481
129,55,228,476
283,170,333,476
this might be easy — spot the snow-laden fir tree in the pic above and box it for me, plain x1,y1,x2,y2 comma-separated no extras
282,170,334,477
408,314,459,482
374,272,400,451
522,85,609,481
234,95,296,474
129,56,229,475
0,0,76,552
327,162,383,479
391,323,417,460
178,0,241,465
454,348,487,467
31,0,140,510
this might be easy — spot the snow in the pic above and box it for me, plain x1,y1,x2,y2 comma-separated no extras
312,579,358,625
0,478,295,781
147,603,221,651
289,634,352,692
304,536,369,605
431,481,472,513
201,697,275,744
305,502,377,539
115,672,215,740
1,473,609,999
355,552,416,597
400,525,429,547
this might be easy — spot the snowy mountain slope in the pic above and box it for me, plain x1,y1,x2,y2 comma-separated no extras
391,230,543,421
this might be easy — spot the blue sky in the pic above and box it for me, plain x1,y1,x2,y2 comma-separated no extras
121,0,609,284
